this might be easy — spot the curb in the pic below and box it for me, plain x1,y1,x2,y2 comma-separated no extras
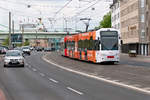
42,55,150,95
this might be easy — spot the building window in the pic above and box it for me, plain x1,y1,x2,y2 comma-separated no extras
141,0,145,8
118,23,120,29
141,30,145,38
141,14,145,22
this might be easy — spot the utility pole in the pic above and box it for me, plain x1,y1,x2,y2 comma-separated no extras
12,20,15,48
22,25,24,46
75,16,77,32
36,30,37,46
12,20,14,34
66,19,67,32
64,18,68,32
9,12,11,48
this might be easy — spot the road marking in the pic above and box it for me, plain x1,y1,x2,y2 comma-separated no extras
67,87,83,95
25,63,28,66
43,57,150,95
39,73,45,77
32,68,37,72
48,78,58,83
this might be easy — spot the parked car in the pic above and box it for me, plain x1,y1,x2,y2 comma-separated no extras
30,47,34,51
22,46,31,55
4,50,24,67
0,47,8,54
44,48,52,52
36,47,43,52
51,48,55,51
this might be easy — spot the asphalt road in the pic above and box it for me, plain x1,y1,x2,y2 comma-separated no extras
0,52,150,100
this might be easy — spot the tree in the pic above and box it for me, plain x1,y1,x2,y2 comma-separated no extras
24,39,30,46
95,12,111,29
99,12,111,28
2,37,9,46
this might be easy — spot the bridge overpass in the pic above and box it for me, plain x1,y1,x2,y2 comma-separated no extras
0,32,77,40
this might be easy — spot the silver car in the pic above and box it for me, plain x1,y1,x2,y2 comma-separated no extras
22,46,31,55
4,50,24,67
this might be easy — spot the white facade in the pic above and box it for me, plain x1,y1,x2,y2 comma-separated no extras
111,1,120,31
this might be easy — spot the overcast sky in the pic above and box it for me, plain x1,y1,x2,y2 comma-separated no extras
0,0,112,32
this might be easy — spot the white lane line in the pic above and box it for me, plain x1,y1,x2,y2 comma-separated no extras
43,57,150,95
39,73,45,77
48,78,58,83
32,68,37,72
25,63,28,66
67,87,83,95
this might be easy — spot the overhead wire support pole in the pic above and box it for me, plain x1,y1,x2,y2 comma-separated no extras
12,20,14,34
9,12,11,48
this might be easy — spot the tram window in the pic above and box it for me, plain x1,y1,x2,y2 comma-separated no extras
84,39,88,49
88,40,94,50
65,42,67,49
78,40,82,48
81,40,84,50
72,41,75,50
82,40,86,49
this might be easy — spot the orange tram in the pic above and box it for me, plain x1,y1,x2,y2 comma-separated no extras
61,28,120,63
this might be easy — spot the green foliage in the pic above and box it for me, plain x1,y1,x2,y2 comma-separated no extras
100,12,111,28
2,37,9,46
95,12,111,29
24,39,30,46
16,44,23,47
94,26,100,30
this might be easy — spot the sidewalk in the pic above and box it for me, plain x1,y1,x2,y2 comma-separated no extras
44,52,150,90
120,53,150,63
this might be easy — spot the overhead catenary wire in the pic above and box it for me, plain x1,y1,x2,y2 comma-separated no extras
54,0,105,20
0,0,112,31
75,0,102,17
54,0,73,17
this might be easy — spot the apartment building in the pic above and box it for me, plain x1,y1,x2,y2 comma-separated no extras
146,0,150,55
120,0,150,55
110,0,120,30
